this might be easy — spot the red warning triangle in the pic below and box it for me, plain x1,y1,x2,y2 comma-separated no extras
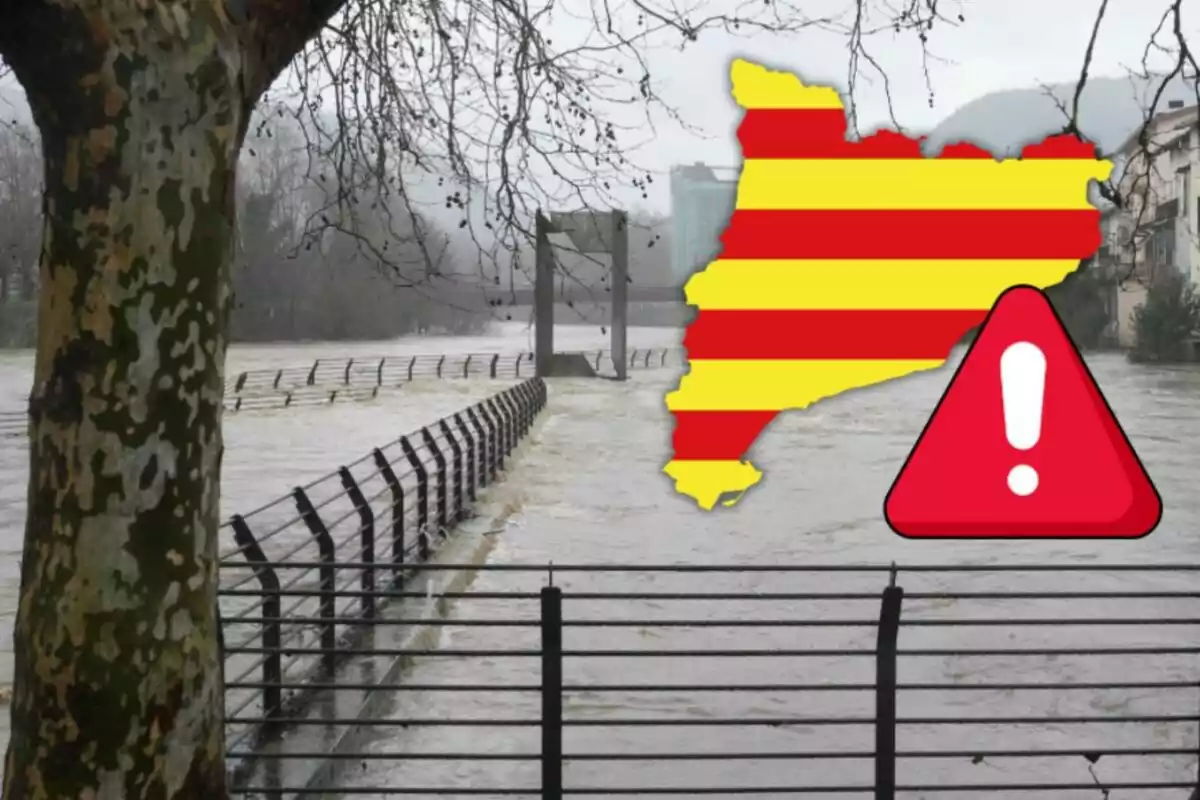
885,285,1161,539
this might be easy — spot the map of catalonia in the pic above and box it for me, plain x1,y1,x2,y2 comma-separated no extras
664,59,1113,511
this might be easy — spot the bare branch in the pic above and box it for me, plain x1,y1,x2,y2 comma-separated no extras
241,0,350,100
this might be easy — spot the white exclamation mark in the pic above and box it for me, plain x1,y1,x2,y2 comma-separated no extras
1000,341,1046,497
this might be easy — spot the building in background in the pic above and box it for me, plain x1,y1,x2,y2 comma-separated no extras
669,163,738,287
1097,100,1199,347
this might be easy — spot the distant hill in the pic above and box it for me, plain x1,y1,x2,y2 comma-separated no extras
924,74,1195,156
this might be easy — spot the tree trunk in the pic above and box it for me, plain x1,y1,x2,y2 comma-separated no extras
1,4,246,796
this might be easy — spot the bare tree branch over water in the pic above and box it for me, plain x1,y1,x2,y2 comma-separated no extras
1058,0,1200,289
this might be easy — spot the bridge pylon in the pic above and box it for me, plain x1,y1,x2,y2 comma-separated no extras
534,209,629,380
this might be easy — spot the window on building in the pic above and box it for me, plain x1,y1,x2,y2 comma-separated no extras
1180,167,1191,219
1156,225,1177,270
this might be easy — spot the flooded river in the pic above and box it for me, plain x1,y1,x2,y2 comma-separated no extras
1,328,1198,795
0,323,679,685
337,351,1200,798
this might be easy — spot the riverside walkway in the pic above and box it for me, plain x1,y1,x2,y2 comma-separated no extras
0,345,680,436
444,283,684,307
209,356,1200,799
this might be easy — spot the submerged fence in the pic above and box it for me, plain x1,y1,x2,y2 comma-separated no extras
0,383,407,432
221,561,1200,798
224,347,681,397
0,347,676,435
216,377,548,787
0,409,20,437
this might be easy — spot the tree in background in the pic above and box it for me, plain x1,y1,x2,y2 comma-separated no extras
233,189,299,338
0,109,490,346
0,122,39,301
0,124,39,344
1130,270,1200,362
1045,259,1116,350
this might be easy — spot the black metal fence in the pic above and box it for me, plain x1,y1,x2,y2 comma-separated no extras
0,409,21,437
224,347,681,398
222,561,1200,798
0,347,677,436
216,377,548,789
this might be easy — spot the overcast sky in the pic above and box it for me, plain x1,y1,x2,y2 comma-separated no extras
634,0,1190,188
0,0,1191,219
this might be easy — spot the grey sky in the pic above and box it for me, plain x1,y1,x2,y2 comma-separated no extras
635,0,1188,198
0,0,1190,221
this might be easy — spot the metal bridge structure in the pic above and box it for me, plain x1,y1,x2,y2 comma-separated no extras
438,163,737,309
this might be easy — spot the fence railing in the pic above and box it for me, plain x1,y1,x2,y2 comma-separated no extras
222,561,1200,798
0,347,675,435
0,409,21,438
224,347,681,397
216,377,547,784
0,384,405,432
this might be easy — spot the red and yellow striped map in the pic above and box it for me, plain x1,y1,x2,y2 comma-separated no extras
664,60,1113,511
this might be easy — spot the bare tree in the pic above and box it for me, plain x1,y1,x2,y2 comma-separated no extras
0,122,40,300
1062,0,1200,289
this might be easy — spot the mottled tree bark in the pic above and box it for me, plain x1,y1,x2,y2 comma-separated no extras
0,3,244,797
0,0,346,795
